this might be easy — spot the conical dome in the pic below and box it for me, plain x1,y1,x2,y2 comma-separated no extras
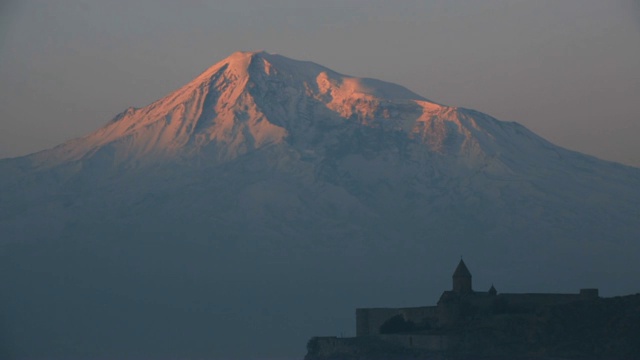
489,284,497,296
453,259,472,278
452,259,473,293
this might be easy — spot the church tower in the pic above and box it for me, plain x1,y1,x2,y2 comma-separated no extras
452,259,472,294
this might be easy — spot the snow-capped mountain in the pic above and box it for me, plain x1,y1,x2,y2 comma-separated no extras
1,51,639,360
26,51,548,168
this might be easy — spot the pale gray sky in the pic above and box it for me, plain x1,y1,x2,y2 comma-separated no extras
1,0,639,166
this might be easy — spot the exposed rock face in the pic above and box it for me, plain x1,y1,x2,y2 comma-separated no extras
1,51,639,359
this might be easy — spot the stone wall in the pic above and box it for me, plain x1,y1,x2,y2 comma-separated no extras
306,334,451,360
378,334,451,351
499,293,584,312
306,336,412,360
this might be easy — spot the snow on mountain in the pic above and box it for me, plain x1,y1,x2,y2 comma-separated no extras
1,51,639,360
27,51,508,168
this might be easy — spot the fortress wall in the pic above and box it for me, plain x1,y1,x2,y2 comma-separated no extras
500,293,583,311
379,334,451,351
308,335,451,357
466,294,497,313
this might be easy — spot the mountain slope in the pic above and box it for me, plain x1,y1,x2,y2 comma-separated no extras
1,51,639,360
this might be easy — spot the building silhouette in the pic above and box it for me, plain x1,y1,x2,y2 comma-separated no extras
311,260,600,355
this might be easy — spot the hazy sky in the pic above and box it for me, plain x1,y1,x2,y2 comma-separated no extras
1,0,639,166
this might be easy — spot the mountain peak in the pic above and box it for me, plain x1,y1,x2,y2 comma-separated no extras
30,51,558,171
195,51,428,101
33,51,447,167
220,50,266,74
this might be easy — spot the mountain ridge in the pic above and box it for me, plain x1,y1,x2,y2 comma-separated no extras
12,51,639,180
24,51,433,167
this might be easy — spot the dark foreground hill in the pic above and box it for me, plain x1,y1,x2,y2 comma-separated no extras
306,294,640,360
